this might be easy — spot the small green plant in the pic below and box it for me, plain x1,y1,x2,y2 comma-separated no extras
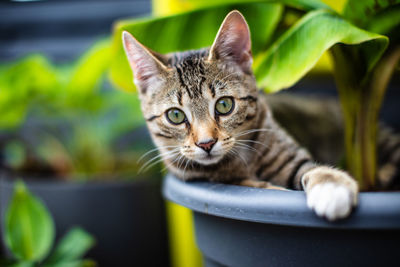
111,0,400,190
0,39,157,180
1,180,95,267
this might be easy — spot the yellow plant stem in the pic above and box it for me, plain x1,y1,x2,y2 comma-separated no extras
166,201,203,267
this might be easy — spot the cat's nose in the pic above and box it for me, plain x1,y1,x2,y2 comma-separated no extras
196,139,217,153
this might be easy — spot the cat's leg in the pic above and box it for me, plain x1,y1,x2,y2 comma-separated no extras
301,166,358,221
237,179,289,190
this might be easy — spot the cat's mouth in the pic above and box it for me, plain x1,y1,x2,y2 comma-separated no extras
195,153,224,165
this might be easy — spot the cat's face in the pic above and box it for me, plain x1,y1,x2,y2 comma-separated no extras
123,11,259,167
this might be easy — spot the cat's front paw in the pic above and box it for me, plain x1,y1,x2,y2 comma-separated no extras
302,167,358,221
307,182,355,221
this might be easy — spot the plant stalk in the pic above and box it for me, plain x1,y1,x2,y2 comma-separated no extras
332,45,400,190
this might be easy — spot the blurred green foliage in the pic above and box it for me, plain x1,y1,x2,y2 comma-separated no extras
1,180,95,267
0,55,59,129
0,39,154,180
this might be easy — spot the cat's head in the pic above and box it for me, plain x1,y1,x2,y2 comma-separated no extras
123,11,260,168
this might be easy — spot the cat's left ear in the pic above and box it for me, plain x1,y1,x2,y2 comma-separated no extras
208,10,252,73
122,31,169,95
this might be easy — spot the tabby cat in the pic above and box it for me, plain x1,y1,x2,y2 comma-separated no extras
122,11,358,221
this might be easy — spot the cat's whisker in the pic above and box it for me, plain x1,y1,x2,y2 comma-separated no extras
172,154,184,165
235,128,273,136
229,148,248,167
163,152,182,168
139,148,180,173
160,164,169,173
235,140,259,149
234,142,262,157
140,149,178,168
176,154,186,170
234,145,259,157
137,147,159,163
177,154,186,168
234,128,273,138
140,151,180,173
143,154,179,173
238,139,269,149
161,153,184,172
182,158,191,179
235,142,262,154
138,145,180,163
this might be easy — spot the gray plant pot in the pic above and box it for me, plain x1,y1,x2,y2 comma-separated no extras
163,174,400,267
0,175,170,267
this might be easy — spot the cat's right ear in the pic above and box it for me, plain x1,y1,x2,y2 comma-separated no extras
122,31,168,94
208,11,252,74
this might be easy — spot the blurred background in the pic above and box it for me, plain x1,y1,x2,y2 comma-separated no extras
0,0,399,266
1,0,170,266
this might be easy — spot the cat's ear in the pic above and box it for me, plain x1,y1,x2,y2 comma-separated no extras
122,31,169,94
208,10,252,73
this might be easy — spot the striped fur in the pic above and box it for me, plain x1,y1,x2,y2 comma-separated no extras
122,11,358,221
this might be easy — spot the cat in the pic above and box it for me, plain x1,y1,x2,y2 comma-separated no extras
122,10,358,221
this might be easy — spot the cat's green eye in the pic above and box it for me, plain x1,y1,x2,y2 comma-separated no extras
215,97,234,115
166,108,186,125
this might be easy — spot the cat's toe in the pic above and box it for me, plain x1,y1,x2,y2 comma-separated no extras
307,182,353,221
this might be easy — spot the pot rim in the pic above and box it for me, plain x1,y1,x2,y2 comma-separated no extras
163,174,400,230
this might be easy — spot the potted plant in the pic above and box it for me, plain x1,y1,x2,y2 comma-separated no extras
0,40,170,266
1,180,95,267
110,0,400,266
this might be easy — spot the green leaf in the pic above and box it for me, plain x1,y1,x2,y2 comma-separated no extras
67,39,111,99
45,227,95,264
110,2,283,91
343,0,400,27
4,180,55,262
43,259,96,267
0,55,60,129
365,5,400,37
279,0,329,10
253,9,388,92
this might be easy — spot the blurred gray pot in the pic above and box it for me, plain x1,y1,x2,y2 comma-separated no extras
0,175,170,267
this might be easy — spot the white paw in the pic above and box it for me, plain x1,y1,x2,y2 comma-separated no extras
307,183,355,221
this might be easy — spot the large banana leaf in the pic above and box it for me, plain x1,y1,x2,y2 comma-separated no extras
110,2,283,92
254,9,388,92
